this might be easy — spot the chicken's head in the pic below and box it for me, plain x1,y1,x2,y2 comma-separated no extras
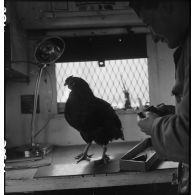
64,76,91,92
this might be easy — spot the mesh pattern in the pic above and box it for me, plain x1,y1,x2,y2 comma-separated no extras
55,58,149,109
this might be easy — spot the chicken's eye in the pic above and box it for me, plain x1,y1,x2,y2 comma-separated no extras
68,81,75,88
71,81,75,86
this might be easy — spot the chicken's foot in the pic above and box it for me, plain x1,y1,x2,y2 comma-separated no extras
75,143,93,163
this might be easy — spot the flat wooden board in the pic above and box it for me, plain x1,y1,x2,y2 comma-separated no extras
35,142,135,177
34,142,178,178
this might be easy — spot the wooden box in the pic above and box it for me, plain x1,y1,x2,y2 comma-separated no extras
120,138,158,171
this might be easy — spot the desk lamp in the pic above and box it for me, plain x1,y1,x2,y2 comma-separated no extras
30,36,65,157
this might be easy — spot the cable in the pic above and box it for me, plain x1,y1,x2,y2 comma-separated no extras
44,68,54,112
30,64,47,146
34,116,53,138
34,69,55,138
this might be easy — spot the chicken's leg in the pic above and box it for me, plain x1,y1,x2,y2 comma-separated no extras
101,145,110,164
95,145,110,165
75,142,93,163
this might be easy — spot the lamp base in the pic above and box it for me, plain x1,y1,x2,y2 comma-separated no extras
6,143,53,163
28,143,53,158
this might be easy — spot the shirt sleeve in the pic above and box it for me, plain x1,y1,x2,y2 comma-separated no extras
151,59,189,164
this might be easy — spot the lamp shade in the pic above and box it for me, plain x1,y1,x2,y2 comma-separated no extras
35,36,65,64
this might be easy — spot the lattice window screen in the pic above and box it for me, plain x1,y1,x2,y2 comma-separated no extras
55,58,149,109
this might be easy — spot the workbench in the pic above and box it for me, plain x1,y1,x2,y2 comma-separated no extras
5,141,178,193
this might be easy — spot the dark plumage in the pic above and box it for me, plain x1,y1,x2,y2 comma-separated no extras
64,76,124,164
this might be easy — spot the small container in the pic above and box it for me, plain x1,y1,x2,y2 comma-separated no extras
42,147,47,156
24,150,30,158
35,150,40,157
120,138,158,172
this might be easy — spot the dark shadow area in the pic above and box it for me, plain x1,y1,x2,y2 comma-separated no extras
6,183,179,195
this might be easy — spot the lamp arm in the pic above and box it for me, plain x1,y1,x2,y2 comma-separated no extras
30,64,47,147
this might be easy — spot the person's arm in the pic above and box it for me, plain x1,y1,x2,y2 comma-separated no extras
152,100,189,163
151,66,189,164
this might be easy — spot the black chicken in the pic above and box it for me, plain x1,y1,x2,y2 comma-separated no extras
64,76,124,164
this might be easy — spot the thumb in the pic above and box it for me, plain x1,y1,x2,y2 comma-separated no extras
145,111,159,118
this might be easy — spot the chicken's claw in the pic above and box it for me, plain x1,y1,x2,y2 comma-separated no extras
95,154,110,165
75,153,93,163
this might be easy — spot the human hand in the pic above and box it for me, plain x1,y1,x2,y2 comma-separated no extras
137,112,159,136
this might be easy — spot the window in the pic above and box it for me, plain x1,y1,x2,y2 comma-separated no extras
55,58,149,111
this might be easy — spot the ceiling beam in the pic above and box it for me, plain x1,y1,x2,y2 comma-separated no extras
20,9,144,30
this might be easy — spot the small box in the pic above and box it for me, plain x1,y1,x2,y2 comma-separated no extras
120,138,158,172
